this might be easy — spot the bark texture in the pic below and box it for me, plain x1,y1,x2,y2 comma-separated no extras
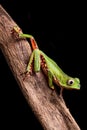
0,5,81,130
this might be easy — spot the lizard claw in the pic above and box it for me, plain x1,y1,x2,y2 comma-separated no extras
20,71,32,81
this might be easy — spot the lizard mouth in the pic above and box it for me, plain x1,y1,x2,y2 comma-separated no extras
66,84,81,90
74,84,81,90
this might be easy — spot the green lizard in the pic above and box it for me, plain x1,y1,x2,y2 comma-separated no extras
12,26,80,95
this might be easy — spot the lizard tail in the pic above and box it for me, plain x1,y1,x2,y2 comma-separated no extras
30,38,39,50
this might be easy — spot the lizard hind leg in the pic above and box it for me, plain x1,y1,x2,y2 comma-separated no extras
22,50,40,80
34,50,41,72
48,71,55,90
20,51,34,80
23,49,41,81
26,51,35,73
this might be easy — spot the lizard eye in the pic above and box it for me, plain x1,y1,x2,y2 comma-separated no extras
67,79,74,85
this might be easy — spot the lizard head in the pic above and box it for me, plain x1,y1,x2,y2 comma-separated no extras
63,77,80,90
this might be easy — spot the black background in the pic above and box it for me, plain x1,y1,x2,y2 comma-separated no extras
0,1,86,130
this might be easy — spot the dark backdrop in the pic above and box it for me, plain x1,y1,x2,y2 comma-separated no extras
0,1,86,130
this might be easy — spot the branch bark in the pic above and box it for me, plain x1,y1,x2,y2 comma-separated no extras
0,5,80,130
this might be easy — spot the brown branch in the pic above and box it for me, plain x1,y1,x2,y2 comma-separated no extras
0,5,80,130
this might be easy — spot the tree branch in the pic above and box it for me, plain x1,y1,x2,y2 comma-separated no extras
0,5,80,130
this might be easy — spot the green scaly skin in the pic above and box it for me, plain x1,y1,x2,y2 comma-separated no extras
27,49,80,90
12,26,80,95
